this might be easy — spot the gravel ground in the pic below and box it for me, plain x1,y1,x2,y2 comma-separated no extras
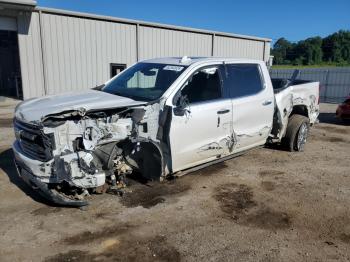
0,102,349,262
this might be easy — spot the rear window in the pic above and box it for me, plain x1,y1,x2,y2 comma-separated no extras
224,64,264,98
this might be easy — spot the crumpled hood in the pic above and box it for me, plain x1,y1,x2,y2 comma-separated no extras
15,90,146,123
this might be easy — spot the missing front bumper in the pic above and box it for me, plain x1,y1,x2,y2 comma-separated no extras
14,159,88,207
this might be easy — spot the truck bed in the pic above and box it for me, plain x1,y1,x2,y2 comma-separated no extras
271,77,320,140
271,78,312,94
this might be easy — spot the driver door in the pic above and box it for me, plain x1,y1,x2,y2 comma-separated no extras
168,65,233,172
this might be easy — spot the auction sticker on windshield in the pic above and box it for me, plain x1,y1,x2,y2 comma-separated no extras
163,65,184,72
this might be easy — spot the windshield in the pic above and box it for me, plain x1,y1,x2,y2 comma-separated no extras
102,62,187,101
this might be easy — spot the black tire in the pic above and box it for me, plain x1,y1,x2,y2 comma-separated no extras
283,114,310,152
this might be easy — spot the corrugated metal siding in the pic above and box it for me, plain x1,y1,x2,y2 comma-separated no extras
214,36,265,60
13,9,270,99
264,42,270,61
40,13,137,95
270,68,350,103
139,26,212,60
17,11,45,98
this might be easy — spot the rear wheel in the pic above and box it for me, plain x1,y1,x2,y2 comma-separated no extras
283,114,310,152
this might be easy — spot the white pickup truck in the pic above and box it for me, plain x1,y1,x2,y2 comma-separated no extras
12,57,319,206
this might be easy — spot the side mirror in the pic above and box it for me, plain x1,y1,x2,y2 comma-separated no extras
173,94,191,116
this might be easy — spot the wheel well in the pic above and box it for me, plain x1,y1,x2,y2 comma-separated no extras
122,141,163,181
290,105,309,118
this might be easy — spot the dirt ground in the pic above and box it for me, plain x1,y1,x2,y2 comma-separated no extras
0,101,349,262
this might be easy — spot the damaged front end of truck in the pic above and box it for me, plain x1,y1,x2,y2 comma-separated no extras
13,101,170,206
13,61,187,206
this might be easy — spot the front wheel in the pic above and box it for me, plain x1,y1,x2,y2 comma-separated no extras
283,114,310,152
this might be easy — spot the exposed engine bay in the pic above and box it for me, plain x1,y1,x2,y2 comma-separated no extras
14,102,168,206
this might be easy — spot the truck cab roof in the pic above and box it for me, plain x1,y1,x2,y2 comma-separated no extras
142,57,264,66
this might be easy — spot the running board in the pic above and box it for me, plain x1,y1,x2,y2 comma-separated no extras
172,147,263,178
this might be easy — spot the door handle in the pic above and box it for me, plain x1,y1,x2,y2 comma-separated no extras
262,100,272,106
217,109,230,114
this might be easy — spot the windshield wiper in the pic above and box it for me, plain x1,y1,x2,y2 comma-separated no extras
92,84,105,91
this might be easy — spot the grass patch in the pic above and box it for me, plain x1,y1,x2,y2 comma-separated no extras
272,64,350,69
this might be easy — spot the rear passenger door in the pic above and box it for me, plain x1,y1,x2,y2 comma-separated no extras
224,63,274,151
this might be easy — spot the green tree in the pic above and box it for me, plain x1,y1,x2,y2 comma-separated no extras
272,38,293,64
272,30,350,66
294,37,323,65
322,30,350,63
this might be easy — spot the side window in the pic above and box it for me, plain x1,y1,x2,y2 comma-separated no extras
181,67,222,104
225,64,264,98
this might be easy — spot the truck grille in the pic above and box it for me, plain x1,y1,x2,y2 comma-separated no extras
14,119,54,162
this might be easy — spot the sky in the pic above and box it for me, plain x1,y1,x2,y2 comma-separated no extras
37,0,350,44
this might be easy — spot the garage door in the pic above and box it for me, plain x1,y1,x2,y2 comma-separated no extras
0,17,17,31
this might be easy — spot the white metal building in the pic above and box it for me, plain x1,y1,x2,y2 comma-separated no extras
0,0,271,100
